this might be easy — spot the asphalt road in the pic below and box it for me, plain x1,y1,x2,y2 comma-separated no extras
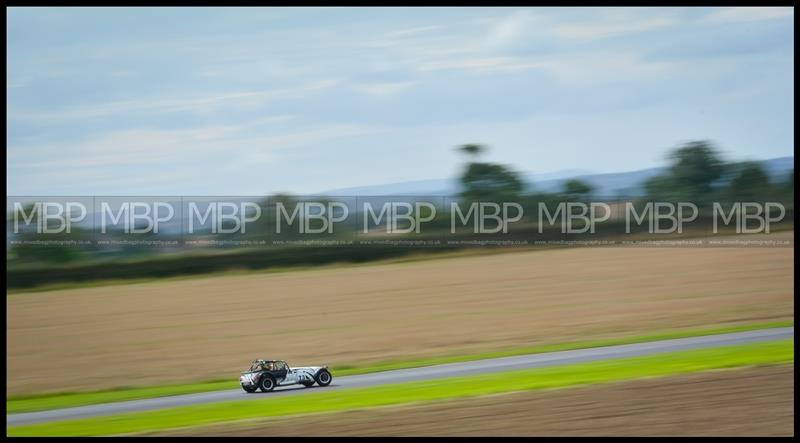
7,327,792,426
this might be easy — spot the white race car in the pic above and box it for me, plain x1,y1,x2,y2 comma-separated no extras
239,359,333,393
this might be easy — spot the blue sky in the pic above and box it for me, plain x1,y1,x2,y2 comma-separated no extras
6,7,794,196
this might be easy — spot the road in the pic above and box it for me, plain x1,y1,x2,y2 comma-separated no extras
7,327,792,426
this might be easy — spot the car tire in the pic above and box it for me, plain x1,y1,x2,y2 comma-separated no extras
242,385,258,393
259,374,276,392
315,369,332,387
301,381,314,388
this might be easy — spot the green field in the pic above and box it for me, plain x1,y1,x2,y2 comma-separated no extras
7,320,792,414
7,338,793,436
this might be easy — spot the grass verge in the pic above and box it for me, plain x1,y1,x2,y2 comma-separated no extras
7,319,792,414
7,338,793,436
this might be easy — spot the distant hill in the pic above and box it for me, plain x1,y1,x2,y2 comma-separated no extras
322,168,592,196
322,156,794,197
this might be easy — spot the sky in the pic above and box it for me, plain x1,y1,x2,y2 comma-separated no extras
6,7,795,196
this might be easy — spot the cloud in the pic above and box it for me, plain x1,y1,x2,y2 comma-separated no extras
702,7,793,24
6,8,794,195
7,120,384,194
417,56,545,74
356,81,418,97
382,25,443,39
484,10,542,50
554,16,675,40
8,79,340,123
9,126,242,170
482,8,678,51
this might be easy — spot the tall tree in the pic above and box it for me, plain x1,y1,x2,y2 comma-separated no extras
562,179,594,200
667,140,725,199
456,144,524,201
728,162,771,201
644,140,725,202
458,144,485,157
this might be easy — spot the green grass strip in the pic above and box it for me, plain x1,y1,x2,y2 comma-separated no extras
6,380,235,415
7,319,793,414
332,320,794,376
7,338,793,436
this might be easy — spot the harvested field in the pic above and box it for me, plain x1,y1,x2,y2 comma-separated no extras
7,233,794,395
170,365,795,436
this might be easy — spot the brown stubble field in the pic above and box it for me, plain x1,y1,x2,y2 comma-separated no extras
6,232,794,395
167,365,793,436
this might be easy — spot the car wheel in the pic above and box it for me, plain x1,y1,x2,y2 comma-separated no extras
302,381,314,388
242,385,258,393
259,375,276,392
315,369,332,387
